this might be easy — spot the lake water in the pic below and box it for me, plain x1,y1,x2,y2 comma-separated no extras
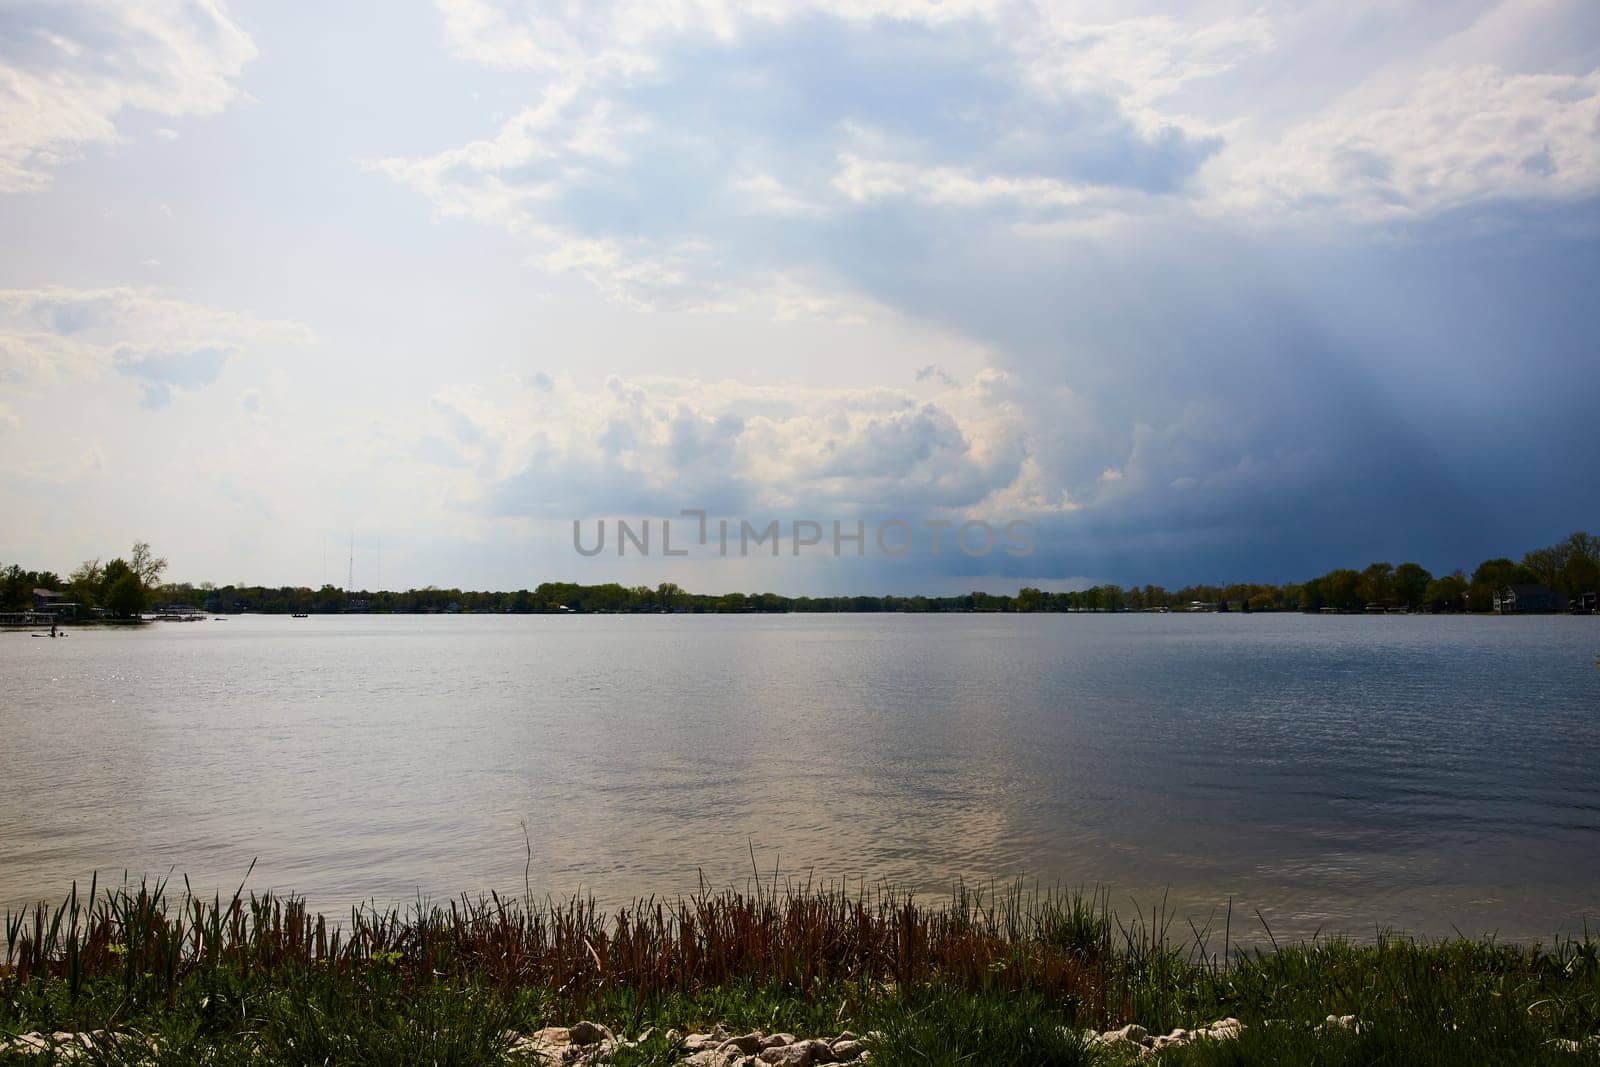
2,613,1597,942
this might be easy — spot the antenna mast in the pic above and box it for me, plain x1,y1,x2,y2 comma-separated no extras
347,532,354,591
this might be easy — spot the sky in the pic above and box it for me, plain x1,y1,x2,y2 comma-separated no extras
0,0,1596,595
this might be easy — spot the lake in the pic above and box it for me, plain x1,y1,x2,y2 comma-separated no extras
2,613,1596,942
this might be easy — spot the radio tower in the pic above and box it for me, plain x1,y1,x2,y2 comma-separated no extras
347,532,355,591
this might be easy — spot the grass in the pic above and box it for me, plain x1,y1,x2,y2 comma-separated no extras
3,875,1598,1064
868,988,1100,1067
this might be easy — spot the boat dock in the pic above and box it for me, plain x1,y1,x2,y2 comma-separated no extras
0,612,58,628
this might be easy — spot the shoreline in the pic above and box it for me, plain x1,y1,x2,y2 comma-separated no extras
4,877,1598,1064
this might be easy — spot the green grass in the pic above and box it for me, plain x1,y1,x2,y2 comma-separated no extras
3,878,1598,1064
868,988,1100,1067
1158,1021,1600,1067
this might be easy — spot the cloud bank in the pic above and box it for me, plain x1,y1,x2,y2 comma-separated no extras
370,0,1600,584
0,287,310,406
0,1,1595,590
0,0,256,193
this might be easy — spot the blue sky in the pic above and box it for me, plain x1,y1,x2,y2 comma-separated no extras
0,0,1596,594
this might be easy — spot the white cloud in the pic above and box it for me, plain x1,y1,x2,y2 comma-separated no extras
433,0,1007,75
1217,65,1600,220
400,371,1037,520
727,172,825,217
832,154,1096,209
0,0,256,193
1016,11,1275,135
383,3,1234,310
387,1,1600,316
0,287,311,405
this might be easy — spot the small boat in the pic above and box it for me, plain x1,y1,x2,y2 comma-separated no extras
291,613,309,618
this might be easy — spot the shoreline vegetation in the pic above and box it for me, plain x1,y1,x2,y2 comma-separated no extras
4,532,1598,620
3,875,1598,1065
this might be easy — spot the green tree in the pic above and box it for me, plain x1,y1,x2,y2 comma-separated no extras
99,558,133,602
1358,562,1394,606
1471,558,1529,588
1523,531,1600,597
1563,552,1600,599
1425,572,1467,613
2,563,28,609
1522,545,1565,589
104,571,147,618
1392,562,1432,609
1319,569,1362,611
68,559,103,610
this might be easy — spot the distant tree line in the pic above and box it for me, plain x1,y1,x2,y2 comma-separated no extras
1,542,166,619
6,531,1596,617
1299,531,1599,613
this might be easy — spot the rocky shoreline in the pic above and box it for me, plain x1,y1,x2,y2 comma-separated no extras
506,1022,874,1065
503,1016,1260,1063
0,1014,1331,1064
8,1013,1600,1063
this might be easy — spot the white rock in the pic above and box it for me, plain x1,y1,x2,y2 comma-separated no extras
1,1035,50,1053
1102,1023,1150,1046
759,1042,819,1066
717,1032,765,1055
684,1050,743,1067
531,1026,572,1045
1149,1029,1193,1051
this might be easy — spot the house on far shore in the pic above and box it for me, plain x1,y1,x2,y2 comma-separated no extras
1577,590,1598,615
32,588,79,619
1494,584,1567,614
